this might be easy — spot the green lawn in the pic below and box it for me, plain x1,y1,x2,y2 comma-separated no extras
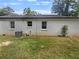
0,36,79,59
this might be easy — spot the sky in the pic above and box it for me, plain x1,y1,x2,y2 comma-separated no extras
0,0,53,15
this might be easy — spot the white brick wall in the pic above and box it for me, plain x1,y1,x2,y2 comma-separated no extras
0,19,79,36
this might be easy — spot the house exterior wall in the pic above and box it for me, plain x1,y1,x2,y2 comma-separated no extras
0,19,79,36
31,20,79,36
0,21,10,35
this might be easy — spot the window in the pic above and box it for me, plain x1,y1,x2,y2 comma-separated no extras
27,21,32,26
10,21,15,28
42,21,47,29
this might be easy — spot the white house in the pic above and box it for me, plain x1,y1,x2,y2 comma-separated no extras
0,15,79,36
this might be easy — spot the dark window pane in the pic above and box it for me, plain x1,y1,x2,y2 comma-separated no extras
10,21,15,28
27,21,32,26
42,21,47,29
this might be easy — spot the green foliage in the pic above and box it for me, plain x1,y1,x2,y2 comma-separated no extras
3,6,14,13
52,0,77,16
0,6,14,16
75,3,79,16
69,11,78,16
0,8,8,16
61,25,68,37
68,2,79,16
23,8,40,15
23,8,31,15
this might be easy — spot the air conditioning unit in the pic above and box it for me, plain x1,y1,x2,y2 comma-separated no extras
15,31,23,37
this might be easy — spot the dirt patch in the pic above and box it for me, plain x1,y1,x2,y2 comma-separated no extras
0,41,13,47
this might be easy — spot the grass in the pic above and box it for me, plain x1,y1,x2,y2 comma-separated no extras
0,36,79,59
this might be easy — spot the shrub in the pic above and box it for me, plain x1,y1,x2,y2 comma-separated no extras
61,25,68,37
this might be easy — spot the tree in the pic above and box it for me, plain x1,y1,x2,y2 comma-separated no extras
23,8,31,15
68,2,79,16
51,0,76,16
3,6,14,13
74,3,79,16
0,6,14,16
0,8,8,16
51,0,64,16
23,8,40,15
69,10,78,16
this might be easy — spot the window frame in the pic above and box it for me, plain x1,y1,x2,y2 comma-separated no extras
10,21,15,28
27,21,32,27
42,21,47,29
